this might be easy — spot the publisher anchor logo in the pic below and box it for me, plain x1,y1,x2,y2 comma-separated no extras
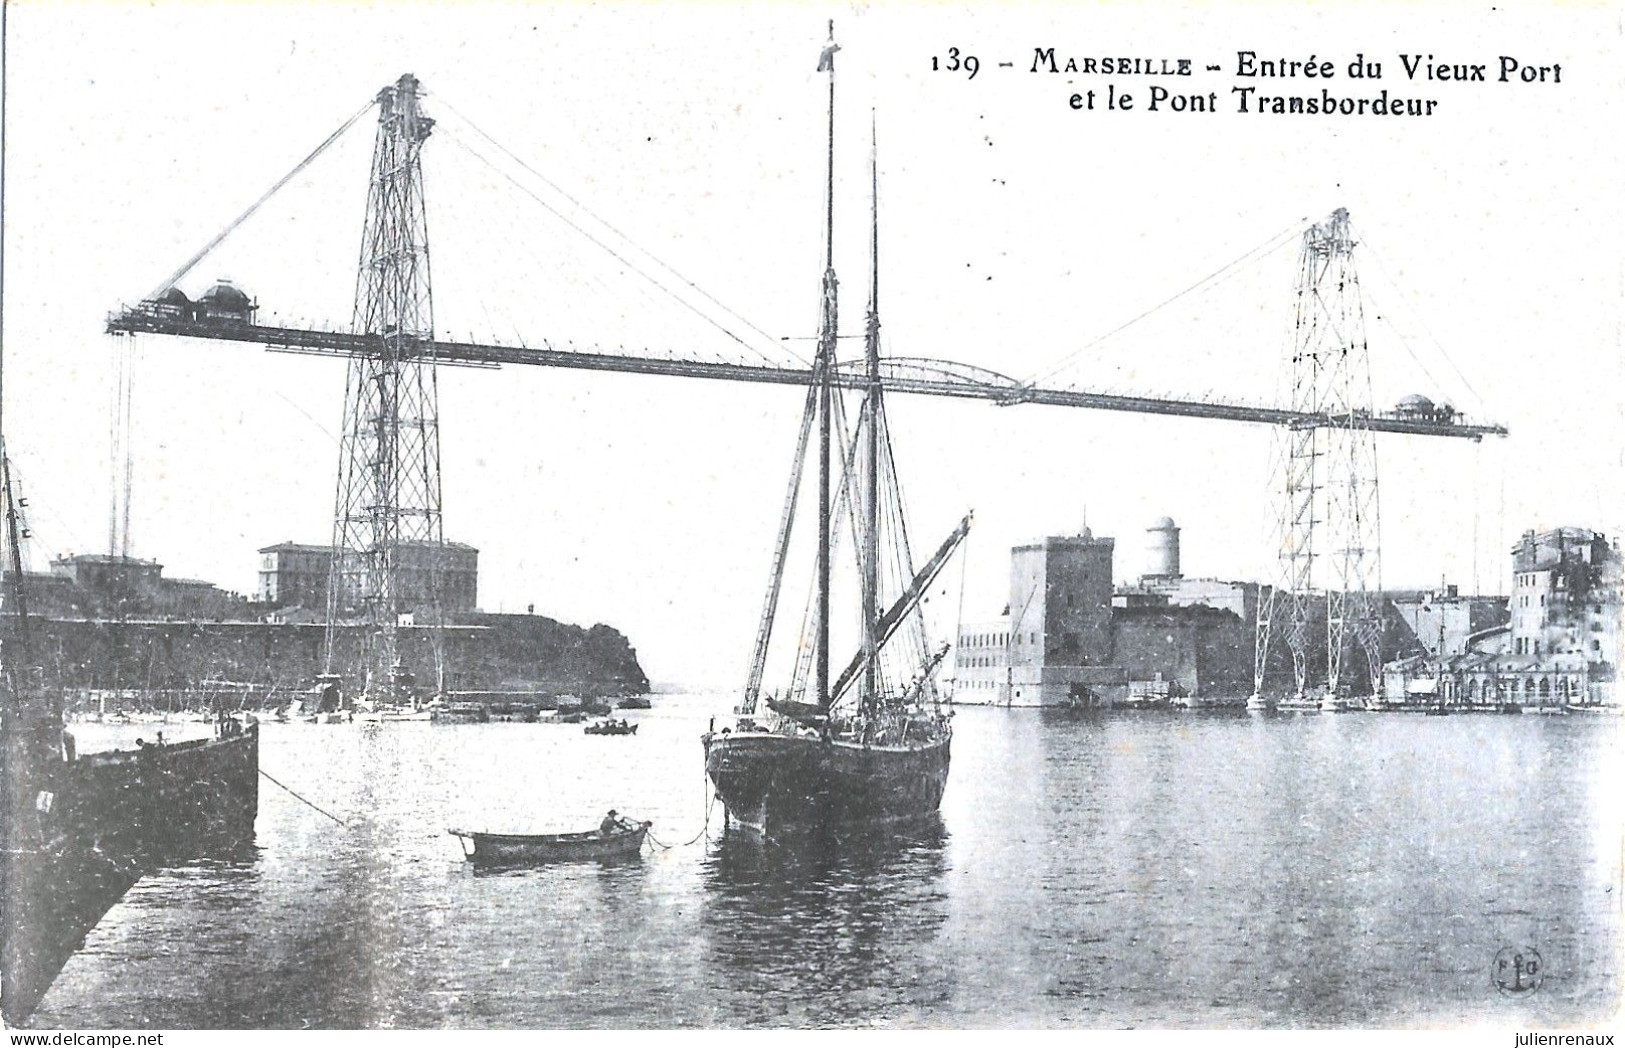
1493,946,1544,996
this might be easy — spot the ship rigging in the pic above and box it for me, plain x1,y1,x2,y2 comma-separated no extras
701,24,970,836
1,348,259,1028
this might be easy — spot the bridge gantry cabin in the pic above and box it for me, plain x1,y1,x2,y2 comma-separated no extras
145,279,259,325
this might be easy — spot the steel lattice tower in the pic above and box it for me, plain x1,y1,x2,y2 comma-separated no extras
1252,209,1383,709
324,74,445,702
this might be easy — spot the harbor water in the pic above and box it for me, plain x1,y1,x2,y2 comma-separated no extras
30,700,1621,1028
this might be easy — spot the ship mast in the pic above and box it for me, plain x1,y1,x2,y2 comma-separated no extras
1,446,31,666
861,114,881,720
815,21,839,711
0,21,31,686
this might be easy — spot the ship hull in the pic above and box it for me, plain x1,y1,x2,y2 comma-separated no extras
701,729,949,836
2,722,259,1026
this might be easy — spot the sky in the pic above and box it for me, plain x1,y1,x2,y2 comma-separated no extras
2,0,1621,687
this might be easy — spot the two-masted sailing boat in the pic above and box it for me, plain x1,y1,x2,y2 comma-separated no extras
1,426,258,1023
702,26,972,836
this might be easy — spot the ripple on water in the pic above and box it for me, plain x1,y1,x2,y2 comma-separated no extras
27,705,1622,1028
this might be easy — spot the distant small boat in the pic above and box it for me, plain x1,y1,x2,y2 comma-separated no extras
617,695,653,710
447,820,650,866
584,718,637,736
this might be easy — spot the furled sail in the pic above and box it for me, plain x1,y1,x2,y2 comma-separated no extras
765,695,828,726
829,512,973,706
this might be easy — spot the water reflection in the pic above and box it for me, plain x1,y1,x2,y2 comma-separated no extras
466,854,648,877
700,818,953,1027
31,838,266,1029
25,707,1622,1028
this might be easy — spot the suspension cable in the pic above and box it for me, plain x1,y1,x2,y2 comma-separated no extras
1024,218,1307,389
440,126,792,371
146,98,376,302
1350,284,1436,382
437,98,802,367
441,146,679,354
1360,238,1485,411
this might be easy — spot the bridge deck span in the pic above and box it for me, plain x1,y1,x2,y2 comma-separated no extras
105,311,1507,440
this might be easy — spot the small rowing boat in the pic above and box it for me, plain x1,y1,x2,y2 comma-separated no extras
447,817,650,866
584,718,637,736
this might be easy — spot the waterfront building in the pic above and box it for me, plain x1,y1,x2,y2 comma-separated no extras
954,516,1258,706
958,513,1570,707
1115,517,1258,702
256,539,480,613
5,542,643,703
954,616,1011,703
32,553,243,619
1509,527,1620,663
1007,526,1122,705
1382,526,1619,707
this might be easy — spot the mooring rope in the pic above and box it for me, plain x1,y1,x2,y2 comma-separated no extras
644,796,715,850
259,767,349,827
642,764,717,850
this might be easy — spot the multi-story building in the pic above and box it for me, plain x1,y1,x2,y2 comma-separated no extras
256,539,480,614
1383,526,1619,707
396,540,479,613
36,553,242,619
258,542,334,608
50,553,163,599
1509,527,1619,663
955,616,1011,703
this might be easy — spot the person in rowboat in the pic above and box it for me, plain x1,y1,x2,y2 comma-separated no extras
599,810,622,836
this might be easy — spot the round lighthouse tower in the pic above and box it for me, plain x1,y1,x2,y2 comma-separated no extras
1145,516,1181,580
